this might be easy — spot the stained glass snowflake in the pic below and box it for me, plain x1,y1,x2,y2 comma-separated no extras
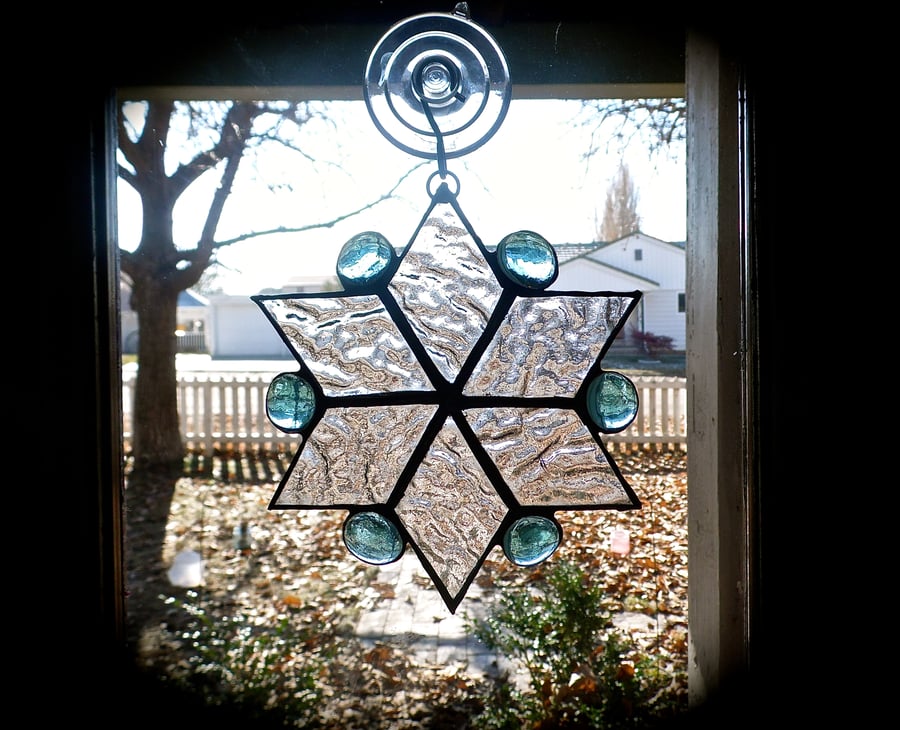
253,182,642,613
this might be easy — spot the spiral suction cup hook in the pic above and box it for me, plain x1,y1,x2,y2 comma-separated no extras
364,3,511,160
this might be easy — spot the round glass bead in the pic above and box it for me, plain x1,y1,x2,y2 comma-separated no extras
343,512,404,565
586,371,639,432
502,515,561,566
496,230,558,289
336,231,395,286
266,372,316,431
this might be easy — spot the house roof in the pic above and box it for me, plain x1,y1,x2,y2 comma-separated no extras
553,242,602,264
600,231,686,251
552,231,684,266
178,289,209,308
572,258,660,288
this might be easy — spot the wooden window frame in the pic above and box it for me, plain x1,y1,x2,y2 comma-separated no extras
54,10,793,721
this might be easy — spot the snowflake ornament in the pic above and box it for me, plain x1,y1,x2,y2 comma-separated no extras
253,184,642,613
251,6,643,613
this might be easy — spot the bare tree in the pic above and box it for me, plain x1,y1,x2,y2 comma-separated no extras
598,162,641,241
118,99,423,473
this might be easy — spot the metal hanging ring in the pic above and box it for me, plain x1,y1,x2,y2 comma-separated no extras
363,8,511,159
426,170,460,198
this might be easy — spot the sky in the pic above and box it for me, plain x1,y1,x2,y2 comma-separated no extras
117,99,685,296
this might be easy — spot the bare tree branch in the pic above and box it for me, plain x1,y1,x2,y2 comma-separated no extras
169,103,265,201
208,160,429,251
576,98,686,164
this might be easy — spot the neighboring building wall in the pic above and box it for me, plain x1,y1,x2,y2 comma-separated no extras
550,260,644,292
206,277,338,360
552,232,685,351
176,305,207,332
642,290,685,350
208,295,292,359
589,233,684,290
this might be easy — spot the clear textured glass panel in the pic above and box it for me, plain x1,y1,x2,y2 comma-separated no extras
465,406,633,506
587,371,639,432
336,231,396,286
389,204,503,382
503,516,561,566
396,418,507,600
266,372,316,431
496,230,558,288
343,512,404,564
464,295,635,396
261,295,433,396
273,404,439,506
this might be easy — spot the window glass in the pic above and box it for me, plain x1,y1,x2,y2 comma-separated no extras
116,18,693,724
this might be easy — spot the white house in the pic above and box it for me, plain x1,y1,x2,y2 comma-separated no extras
551,231,685,352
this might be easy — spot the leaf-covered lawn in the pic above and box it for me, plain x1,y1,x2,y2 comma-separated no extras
124,447,688,728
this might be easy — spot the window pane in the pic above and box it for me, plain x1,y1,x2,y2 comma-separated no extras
118,27,688,723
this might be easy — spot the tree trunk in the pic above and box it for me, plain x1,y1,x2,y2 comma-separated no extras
124,276,185,644
131,275,184,472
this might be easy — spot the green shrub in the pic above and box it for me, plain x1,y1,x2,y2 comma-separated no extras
163,592,325,727
465,560,684,729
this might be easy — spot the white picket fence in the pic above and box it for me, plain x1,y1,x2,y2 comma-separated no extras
122,373,687,457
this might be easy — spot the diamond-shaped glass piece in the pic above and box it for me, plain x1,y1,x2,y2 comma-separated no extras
388,203,503,383
463,294,636,397
396,418,508,607
272,404,438,507
260,294,434,396
464,406,633,507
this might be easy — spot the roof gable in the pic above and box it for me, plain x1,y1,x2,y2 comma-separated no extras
178,289,209,308
552,231,684,291
597,231,684,252
553,232,683,263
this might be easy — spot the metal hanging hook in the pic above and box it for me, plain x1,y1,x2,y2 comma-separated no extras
419,95,450,180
